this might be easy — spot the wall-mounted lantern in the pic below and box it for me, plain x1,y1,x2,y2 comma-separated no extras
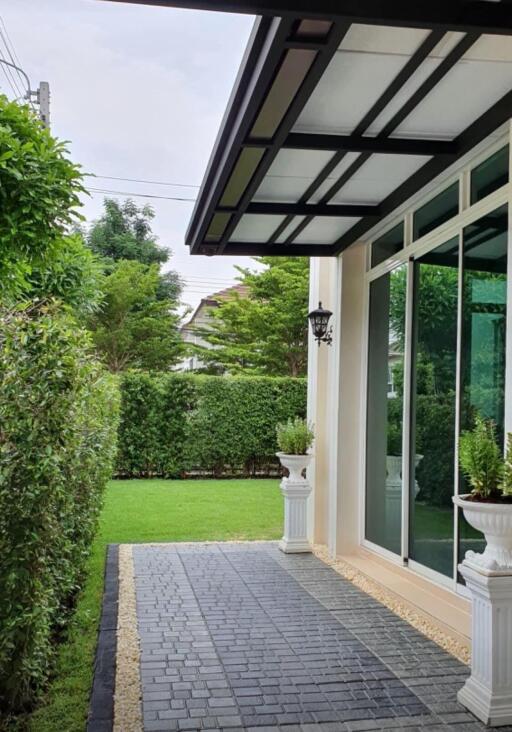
308,302,333,346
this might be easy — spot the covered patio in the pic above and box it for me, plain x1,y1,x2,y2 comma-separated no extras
96,542,487,732
97,0,512,729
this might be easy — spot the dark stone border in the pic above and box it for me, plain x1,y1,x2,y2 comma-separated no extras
87,544,119,732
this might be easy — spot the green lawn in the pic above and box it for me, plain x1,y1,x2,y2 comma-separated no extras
413,502,454,538
27,479,282,732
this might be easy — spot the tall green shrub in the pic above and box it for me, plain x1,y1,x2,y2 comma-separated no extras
0,302,119,713
0,96,84,298
116,373,306,477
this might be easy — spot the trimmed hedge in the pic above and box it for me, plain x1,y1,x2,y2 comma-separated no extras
116,373,307,477
0,302,119,714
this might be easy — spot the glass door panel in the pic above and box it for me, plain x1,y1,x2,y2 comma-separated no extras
366,264,406,555
409,237,459,577
458,206,508,564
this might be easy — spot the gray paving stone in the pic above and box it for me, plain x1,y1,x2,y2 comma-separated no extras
130,542,512,732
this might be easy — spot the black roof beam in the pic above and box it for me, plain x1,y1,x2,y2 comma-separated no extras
242,202,380,216
333,89,512,254
280,133,458,157
103,0,512,37
222,242,335,256
267,28,446,246
214,20,352,254
281,30,479,246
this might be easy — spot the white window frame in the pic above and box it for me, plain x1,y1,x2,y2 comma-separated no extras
359,126,512,597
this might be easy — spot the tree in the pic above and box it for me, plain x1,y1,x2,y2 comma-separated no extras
87,260,182,372
26,234,105,318
85,198,182,302
0,95,84,298
193,257,309,377
86,198,167,263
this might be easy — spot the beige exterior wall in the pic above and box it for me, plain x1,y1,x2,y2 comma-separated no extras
307,244,366,556
307,247,473,644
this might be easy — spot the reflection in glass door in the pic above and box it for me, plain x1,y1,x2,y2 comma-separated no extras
366,265,406,555
458,206,508,564
409,238,459,577
365,205,509,578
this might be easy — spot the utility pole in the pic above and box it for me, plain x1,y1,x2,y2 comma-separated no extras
36,82,50,128
0,59,50,129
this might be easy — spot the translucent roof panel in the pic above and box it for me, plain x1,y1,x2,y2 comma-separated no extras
292,216,361,245
329,154,431,204
307,153,361,204
392,35,512,139
365,32,466,136
254,148,334,203
230,214,285,243
274,216,306,243
293,25,430,135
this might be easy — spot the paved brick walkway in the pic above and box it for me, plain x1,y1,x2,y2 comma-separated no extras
132,542,510,731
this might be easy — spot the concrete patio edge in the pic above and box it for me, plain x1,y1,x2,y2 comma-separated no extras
87,543,119,732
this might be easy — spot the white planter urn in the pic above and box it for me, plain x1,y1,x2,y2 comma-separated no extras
453,494,512,726
453,494,512,572
386,454,423,497
276,452,313,554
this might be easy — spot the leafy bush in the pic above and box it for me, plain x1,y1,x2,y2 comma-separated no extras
276,417,314,455
459,415,503,499
0,95,84,298
502,434,512,497
116,373,307,477
0,301,119,714
116,372,195,477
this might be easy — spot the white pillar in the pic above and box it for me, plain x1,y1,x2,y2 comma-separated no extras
279,478,312,553
307,257,337,549
458,561,512,726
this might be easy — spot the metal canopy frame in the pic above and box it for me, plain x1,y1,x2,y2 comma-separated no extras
104,0,512,257
105,0,512,36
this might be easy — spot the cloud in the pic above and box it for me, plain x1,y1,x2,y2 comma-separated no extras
2,0,259,309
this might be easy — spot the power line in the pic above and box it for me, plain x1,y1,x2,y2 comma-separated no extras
181,279,237,285
0,52,20,98
0,16,26,94
183,281,239,287
183,275,239,284
0,21,23,98
87,173,201,189
86,186,197,203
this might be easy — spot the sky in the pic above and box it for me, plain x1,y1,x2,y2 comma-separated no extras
1,0,258,313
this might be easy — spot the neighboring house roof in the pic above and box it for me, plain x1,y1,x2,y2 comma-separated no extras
180,284,249,337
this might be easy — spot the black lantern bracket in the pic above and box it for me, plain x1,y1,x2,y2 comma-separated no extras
308,301,333,346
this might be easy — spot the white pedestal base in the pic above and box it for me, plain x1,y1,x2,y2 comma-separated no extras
458,561,512,727
279,478,311,554
278,537,311,553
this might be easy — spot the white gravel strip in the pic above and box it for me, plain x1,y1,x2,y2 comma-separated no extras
114,544,143,732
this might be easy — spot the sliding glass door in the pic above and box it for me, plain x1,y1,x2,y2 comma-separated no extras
458,206,508,564
365,205,508,585
366,264,406,555
409,237,459,577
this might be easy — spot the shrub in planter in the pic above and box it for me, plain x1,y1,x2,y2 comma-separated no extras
0,301,119,714
276,417,314,455
454,415,512,572
458,415,503,500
